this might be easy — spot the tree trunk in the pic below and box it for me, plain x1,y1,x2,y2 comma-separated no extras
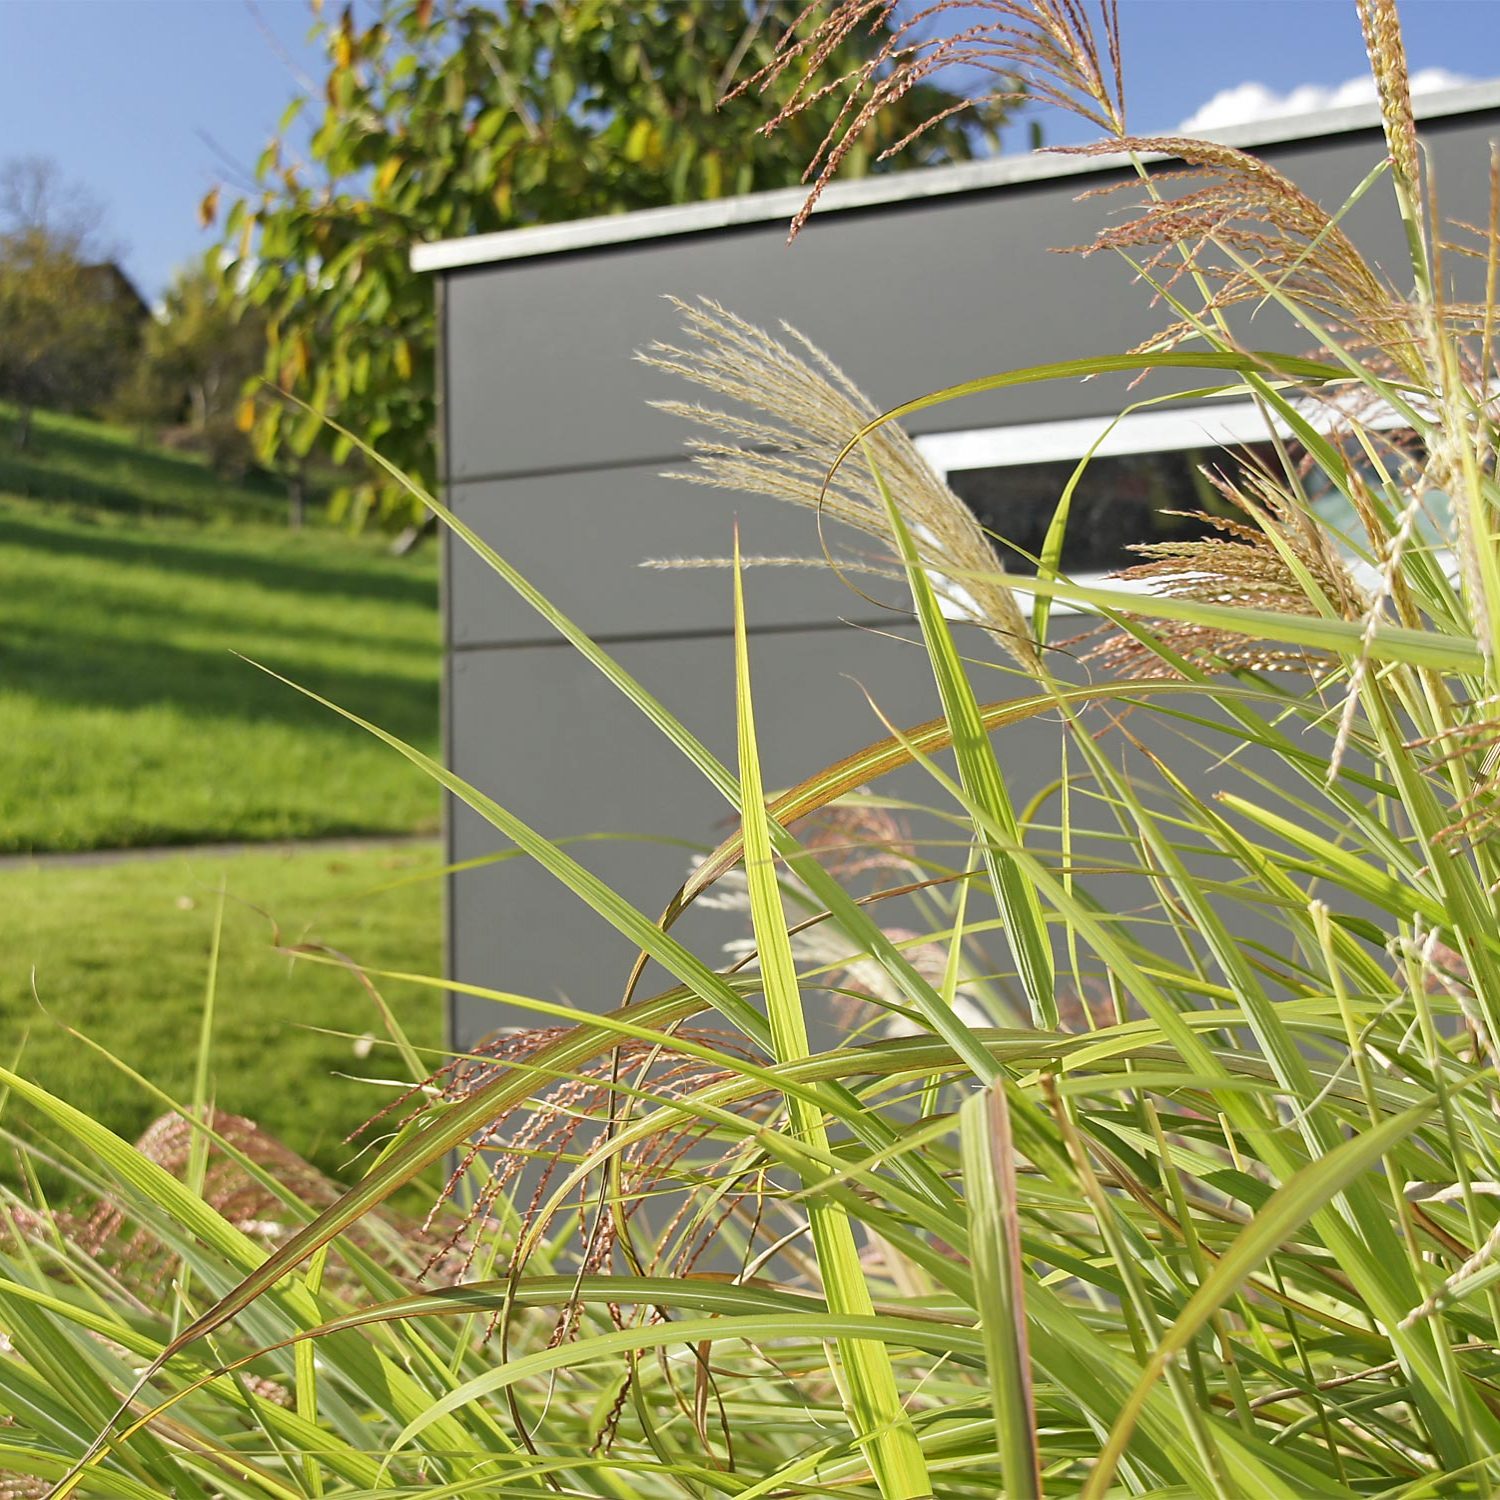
287,473,305,530
15,405,32,451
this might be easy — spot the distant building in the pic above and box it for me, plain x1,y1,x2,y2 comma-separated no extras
80,261,151,328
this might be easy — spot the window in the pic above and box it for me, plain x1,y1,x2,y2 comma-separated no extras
914,402,1291,580
912,399,1422,615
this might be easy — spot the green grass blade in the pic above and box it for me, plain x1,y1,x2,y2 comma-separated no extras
960,1081,1041,1499
836,351,1352,454
731,528,931,1499
38,983,710,1497
872,453,1056,1025
1083,1100,1437,1499
240,655,771,1050
953,572,1483,673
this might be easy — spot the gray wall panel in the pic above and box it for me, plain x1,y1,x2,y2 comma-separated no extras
447,623,994,1049
444,170,1158,482
448,464,886,647
444,114,1498,484
445,622,1323,1054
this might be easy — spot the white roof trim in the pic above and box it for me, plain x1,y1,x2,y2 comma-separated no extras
411,80,1500,274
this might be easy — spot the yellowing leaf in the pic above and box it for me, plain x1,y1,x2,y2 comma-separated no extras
624,118,653,163
333,7,353,69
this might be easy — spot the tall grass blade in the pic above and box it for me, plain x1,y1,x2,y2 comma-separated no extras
872,454,1056,1025
730,526,931,1498
1083,1100,1437,1498
960,1081,1041,1499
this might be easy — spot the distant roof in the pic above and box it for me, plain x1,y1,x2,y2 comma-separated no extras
82,261,151,321
411,78,1500,276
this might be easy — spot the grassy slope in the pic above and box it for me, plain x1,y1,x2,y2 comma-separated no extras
0,407,451,1187
2,841,447,1190
0,405,440,851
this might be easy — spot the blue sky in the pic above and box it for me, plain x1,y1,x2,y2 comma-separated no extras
2,0,1497,301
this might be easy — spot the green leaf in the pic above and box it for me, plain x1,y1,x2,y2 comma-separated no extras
731,529,931,1499
1083,1101,1438,1499
961,1082,1041,1499
872,451,1056,1026
996,574,1481,673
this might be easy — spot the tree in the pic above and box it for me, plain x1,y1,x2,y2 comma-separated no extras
222,0,1016,534
0,158,142,448
118,260,273,482
150,263,267,441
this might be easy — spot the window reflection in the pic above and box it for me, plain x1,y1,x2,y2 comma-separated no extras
945,440,1280,574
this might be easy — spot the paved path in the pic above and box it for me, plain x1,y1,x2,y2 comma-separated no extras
0,832,437,873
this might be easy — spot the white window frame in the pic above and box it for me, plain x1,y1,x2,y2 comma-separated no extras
912,397,1405,618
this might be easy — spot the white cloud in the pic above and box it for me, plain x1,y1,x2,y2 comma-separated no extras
1177,67,1475,133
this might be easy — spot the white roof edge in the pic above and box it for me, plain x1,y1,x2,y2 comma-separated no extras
410,79,1500,275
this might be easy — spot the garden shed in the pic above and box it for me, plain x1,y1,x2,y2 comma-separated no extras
414,82,1500,1056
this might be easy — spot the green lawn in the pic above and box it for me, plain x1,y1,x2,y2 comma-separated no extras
0,404,291,523
0,404,440,852
0,841,447,1190
0,407,452,1192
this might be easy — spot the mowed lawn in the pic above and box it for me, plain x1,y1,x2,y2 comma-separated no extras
0,405,440,852
0,406,452,1189
1,841,446,1191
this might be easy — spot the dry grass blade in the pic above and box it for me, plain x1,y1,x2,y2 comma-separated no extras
732,1,1123,234
1058,136,1417,375
641,295,1038,669
1357,0,1421,208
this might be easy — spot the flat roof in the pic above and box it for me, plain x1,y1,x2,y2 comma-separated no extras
411,79,1500,275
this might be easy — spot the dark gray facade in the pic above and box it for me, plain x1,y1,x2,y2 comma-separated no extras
420,86,1500,1054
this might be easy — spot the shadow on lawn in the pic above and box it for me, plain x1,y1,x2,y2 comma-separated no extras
0,507,436,611
8,617,439,747
0,411,286,523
